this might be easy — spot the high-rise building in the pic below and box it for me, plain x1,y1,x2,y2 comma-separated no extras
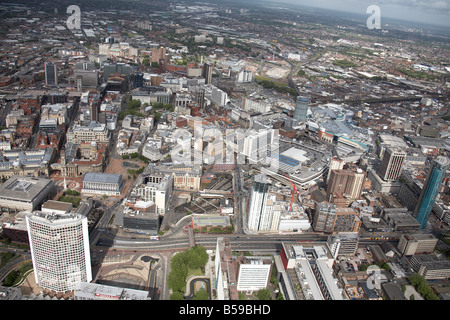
45,62,58,86
293,96,309,122
26,211,92,293
74,70,99,88
327,157,345,181
214,237,238,300
194,87,205,109
151,47,167,64
103,63,132,81
202,63,213,85
414,156,449,230
247,174,270,232
326,169,365,202
313,202,360,233
242,129,274,165
211,86,228,107
378,147,406,181
133,73,144,88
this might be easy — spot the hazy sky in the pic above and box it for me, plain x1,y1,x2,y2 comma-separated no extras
276,0,450,27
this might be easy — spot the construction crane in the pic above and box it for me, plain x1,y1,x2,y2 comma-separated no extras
285,175,302,212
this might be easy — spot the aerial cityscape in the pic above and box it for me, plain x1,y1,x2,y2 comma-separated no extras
0,0,449,307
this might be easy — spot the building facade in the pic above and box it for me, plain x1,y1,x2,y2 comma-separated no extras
0,175,55,213
81,172,123,196
202,63,213,85
66,121,110,144
26,211,92,293
313,202,360,233
409,254,450,279
326,232,359,259
414,156,449,230
397,233,438,256
378,147,406,182
326,169,365,202
45,62,58,86
132,173,173,215
293,96,309,122
247,174,271,232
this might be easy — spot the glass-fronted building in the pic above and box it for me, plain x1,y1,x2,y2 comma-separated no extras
293,96,309,122
414,157,449,230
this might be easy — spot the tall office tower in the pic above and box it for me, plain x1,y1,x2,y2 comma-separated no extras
26,211,92,293
45,62,58,86
211,86,228,107
151,47,167,64
293,96,309,122
414,156,449,230
133,73,144,88
202,63,213,85
326,169,365,201
247,174,270,232
195,87,205,109
378,147,406,181
327,157,345,182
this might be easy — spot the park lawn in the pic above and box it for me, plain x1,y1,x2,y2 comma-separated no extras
187,267,203,278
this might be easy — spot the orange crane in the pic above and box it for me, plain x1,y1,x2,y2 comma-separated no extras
285,175,301,212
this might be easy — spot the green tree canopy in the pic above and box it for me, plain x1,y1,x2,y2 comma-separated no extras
167,246,209,294
255,289,271,300
170,291,185,300
193,288,209,300
408,273,440,300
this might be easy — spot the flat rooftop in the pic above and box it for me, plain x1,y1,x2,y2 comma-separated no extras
83,172,122,184
41,200,72,212
193,214,231,226
281,147,310,163
74,282,149,300
27,211,86,225
0,176,53,202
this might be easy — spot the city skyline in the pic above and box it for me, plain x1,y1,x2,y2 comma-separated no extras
267,0,450,28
